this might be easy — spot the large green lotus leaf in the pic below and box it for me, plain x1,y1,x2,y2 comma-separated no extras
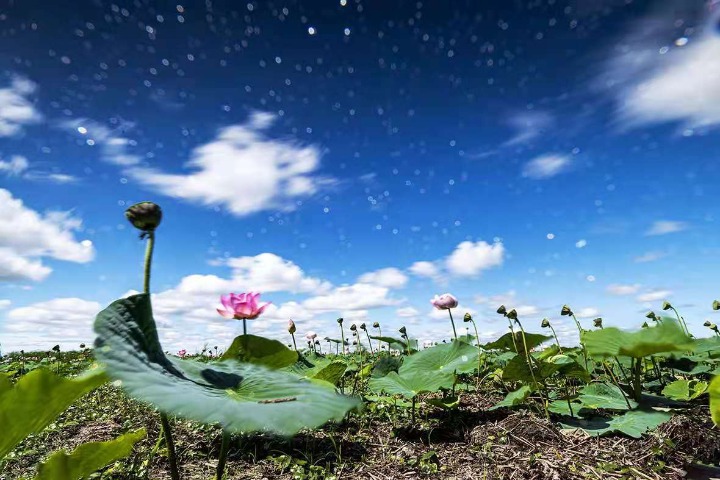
483,332,551,354
285,354,346,386
661,379,708,401
501,354,582,382
0,368,107,458
371,355,402,378
691,337,720,357
369,335,418,352
368,371,448,399
94,294,359,435
34,428,145,480
710,375,720,426
577,383,637,411
401,340,480,377
221,335,298,369
561,410,671,438
581,320,694,358
489,386,532,410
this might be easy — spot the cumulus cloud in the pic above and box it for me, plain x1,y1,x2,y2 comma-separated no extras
125,112,331,216
0,156,28,176
302,283,399,312
645,220,688,236
357,267,408,289
2,298,101,351
446,241,505,277
575,307,601,319
0,189,94,281
408,261,440,279
607,284,642,295
396,306,420,318
0,76,42,136
0,299,10,309
522,154,571,179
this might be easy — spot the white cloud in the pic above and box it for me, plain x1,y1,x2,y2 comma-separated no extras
502,111,554,147
125,112,331,216
0,155,28,175
303,283,399,312
223,253,331,294
0,189,94,281
357,267,408,289
645,220,687,236
0,76,42,136
607,284,641,296
2,298,101,350
23,172,79,184
0,299,10,309
637,290,672,303
408,261,440,279
575,307,600,319
396,306,420,318
446,241,505,277
522,154,571,179
634,251,667,263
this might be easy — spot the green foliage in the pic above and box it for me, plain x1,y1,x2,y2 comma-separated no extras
33,428,145,480
577,383,636,411
286,354,347,386
661,379,708,401
222,334,298,369
483,332,552,354
0,368,107,458
489,386,532,410
94,294,359,435
708,375,720,426
561,410,672,438
582,320,694,359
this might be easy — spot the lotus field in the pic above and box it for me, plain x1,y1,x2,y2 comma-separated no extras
3,204,720,480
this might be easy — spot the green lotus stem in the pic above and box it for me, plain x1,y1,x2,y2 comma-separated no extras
290,332,297,351
411,397,416,425
143,232,180,480
547,324,563,354
447,309,458,341
365,331,375,354
668,306,690,336
216,430,231,480
515,319,549,419
242,319,247,336
506,319,520,353
632,357,643,402
650,356,664,386
570,313,589,371
468,317,481,349
601,362,633,409
339,324,346,355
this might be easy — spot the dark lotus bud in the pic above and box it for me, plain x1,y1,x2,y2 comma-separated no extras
52,345,60,352
350,324,357,331
337,317,344,324
79,343,86,349
641,322,649,328
541,318,550,328
561,305,572,316
125,202,162,233
593,318,603,328
315,340,320,345
496,305,507,316
661,301,672,311
714,300,720,311
373,322,380,328
360,323,367,330
704,320,712,327
645,311,657,320
352,331,357,336
506,309,518,320
463,313,473,323
352,341,357,345
307,341,311,346
399,326,407,335
344,340,349,345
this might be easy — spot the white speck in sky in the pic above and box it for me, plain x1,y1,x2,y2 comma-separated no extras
576,239,587,248
546,233,555,240
308,26,316,35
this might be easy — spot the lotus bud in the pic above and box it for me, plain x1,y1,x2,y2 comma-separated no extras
350,324,357,332
641,321,649,328
646,311,657,321
541,318,550,328
593,317,603,328
360,323,367,330
463,313,473,323
506,309,518,320
288,319,296,334
315,340,320,345
52,345,60,352
561,305,572,316
352,341,357,346
399,326,407,335
337,317,344,324
496,305,507,316
714,300,720,311
373,321,380,328
125,201,162,234
705,320,713,327
662,301,672,311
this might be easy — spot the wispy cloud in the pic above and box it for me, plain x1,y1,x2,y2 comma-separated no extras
637,289,672,303
0,76,42,136
645,220,687,236
0,156,28,175
607,284,641,296
634,250,668,263
522,154,571,179
502,111,555,147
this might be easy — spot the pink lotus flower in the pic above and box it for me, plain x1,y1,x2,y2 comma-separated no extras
305,331,317,341
177,349,187,358
431,293,459,310
217,292,271,320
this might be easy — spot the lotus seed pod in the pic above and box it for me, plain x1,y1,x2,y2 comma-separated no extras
713,300,720,311
125,202,162,233
350,324,357,331
463,313,473,323
705,320,713,327
593,317,603,328
641,322,649,328
373,321,380,328
541,318,550,328
52,345,60,352
662,301,672,311
561,305,572,316
399,326,407,335
646,311,657,320
360,323,367,330
506,309,518,320
496,305,507,316
337,317,344,324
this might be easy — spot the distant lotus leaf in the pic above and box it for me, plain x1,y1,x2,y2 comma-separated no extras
483,332,552,354
221,334,298,369
581,320,694,358
662,379,708,401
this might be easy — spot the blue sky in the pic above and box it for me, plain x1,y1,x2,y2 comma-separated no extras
1,0,720,353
